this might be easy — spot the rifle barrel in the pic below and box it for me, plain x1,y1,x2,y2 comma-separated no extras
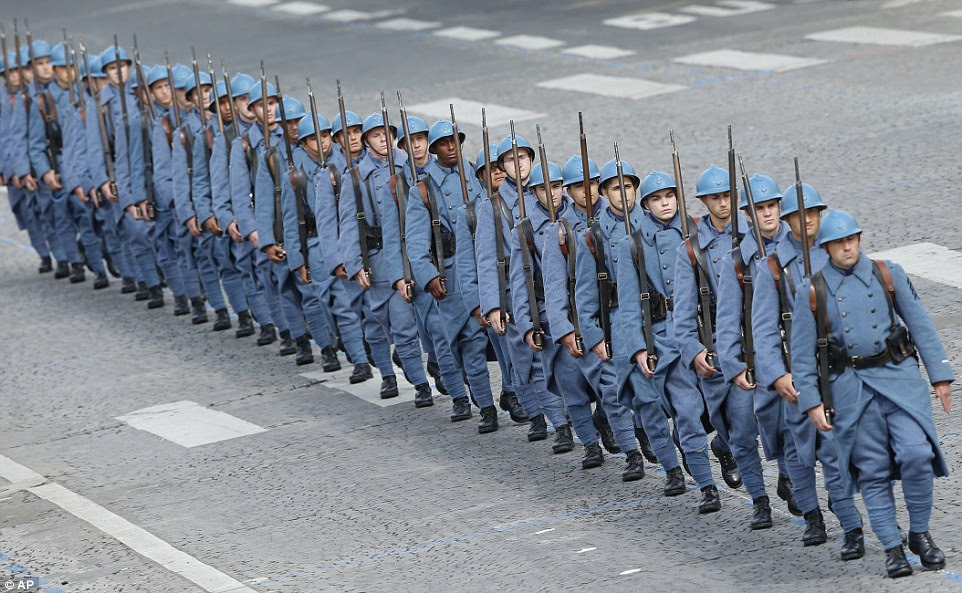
795,157,812,278
614,142,631,236
670,130,690,238
509,120,526,220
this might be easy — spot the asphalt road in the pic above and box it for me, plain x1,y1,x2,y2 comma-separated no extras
2,0,962,591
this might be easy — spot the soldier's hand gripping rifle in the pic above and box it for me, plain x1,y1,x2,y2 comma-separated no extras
673,130,717,370
391,90,415,301
581,114,612,359
27,21,63,188
482,108,509,335
618,143,658,372
275,76,311,273
450,104,476,237
511,120,542,349
337,79,370,280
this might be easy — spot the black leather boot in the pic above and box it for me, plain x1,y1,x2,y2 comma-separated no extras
622,450,645,482
711,436,741,489
134,281,149,299
173,295,190,316
380,376,399,399
664,466,686,496
235,310,255,337
635,425,658,463
592,406,620,454
527,414,548,442
191,297,208,324
885,545,913,578
256,323,277,346
450,397,472,422
478,406,498,434
908,531,945,570
294,335,314,366
776,473,803,516
698,485,721,514
278,330,296,355
414,382,433,408
426,359,447,395
93,272,109,289
750,496,773,530
802,508,827,546
147,285,164,309
581,443,604,469
212,308,231,331
320,346,341,371
552,424,575,454
840,528,864,561
70,262,86,284
349,363,373,384
54,260,70,279
499,390,528,423
38,256,52,274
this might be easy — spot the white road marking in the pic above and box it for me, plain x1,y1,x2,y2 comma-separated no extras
620,568,643,575
534,528,555,535
603,12,696,31
883,0,939,7
870,243,962,289
576,547,597,553
536,73,685,100
943,9,962,17
0,454,257,593
227,0,278,6
805,26,962,47
563,44,636,60
116,400,267,448
495,34,565,51
679,0,774,17
323,8,402,22
376,17,442,31
271,1,329,15
405,97,544,128
433,26,502,41
299,364,420,408
673,49,828,72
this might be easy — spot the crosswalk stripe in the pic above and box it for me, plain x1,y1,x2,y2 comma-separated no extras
536,73,685,100
405,97,544,128
805,26,962,47
376,17,442,31
603,12,697,30
562,45,636,60
116,400,267,447
495,34,565,51
678,0,774,17
942,9,962,17
227,0,279,6
323,8,402,22
673,49,828,72
271,1,329,15
433,26,502,41
870,242,962,290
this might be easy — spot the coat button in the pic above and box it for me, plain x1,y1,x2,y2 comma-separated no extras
660,249,665,254
870,308,876,314
872,323,878,329
868,292,873,297
666,279,672,285
662,264,668,270
875,340,881,345
844,328,851,333
848,344,854,349
712,257,718,263
841,312,847,317
837,296,844,302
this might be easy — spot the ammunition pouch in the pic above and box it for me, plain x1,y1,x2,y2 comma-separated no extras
365,224,383,251
828,327,917,373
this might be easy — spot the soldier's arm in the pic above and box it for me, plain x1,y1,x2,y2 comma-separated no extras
671,243,704,367
405,180,438,290
715,255,747,383
890,262,954,384
789,277,821,413
191,130,214,224
752,264,789,389
336,173,363,280
454,201,481,316
542,222,574,343
614,237,647,359
574,231,605,353
508,225,533,340
26,98,52,178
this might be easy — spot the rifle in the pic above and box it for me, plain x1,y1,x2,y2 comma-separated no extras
449,103,476,236
208,54,224,136
730,141,763,387
306,78,327,168
113,35,132,205
131,35,155,219
261,63,282,254
672,130,717,370
618,143,657,372
80,38,116,201
190,47,212,165
582,114,612,358
337,79,370,280
510,120,542,348
390,90,415,300
62,29,74,106
555,113,587,354
794,158,812,278
535,125,556,222
132,35,155,121
0,22,9,89
276,75,311,267
222,60,240,141
69,41,86,116
27,21,63,187
482,108,508,334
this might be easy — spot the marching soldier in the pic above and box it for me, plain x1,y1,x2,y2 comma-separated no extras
791,209,953,578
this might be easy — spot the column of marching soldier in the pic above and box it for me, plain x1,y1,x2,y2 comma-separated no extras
0,24,954,579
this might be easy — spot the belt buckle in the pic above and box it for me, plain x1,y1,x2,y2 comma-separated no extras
850,355,860,367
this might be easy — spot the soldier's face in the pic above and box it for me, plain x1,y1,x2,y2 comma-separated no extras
533,180,564,212
604,179,637,216
409,132,429,163
218,97,233,122
252,97,278,126
175,87,191,109
302,136,318,157
150,80,172,107
105,62,129,86
752,199,781,236
342,125,362,155
33,57,53,83
477,165,506,191
824,234,861,269
567,179,599,211
286,118,301,141
365,127,389,158
234,96,254,120
54,66,72,86
500,151,531,184
7,70,21,86
193,85,212,109
20,67,33,83
434,136,459,168
644,188,677,222
701,191,730,221
785,207,821,242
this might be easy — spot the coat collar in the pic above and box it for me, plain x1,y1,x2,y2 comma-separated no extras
821,252,872,292
697,213,731,249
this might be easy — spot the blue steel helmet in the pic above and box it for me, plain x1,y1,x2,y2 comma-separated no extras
19,45,31,69
247,80,277,106
297,117,316,142
427,119,466,154
816,209,862,246
0,57,4,74
495,134,534,165
129,68,139,89
474,144,498,173
360,112,397,141
30,40,53,62
640,170,676,200
207,80,229,110
276,96,306,122
780,182,826,218
99,45,131,70
695,164,729,197
331,110,362,136
529,161,564,189
230,73,255,97
397,116,428,149
146,65,168,87
739,173,782,209
185,71,213,95
50,43,67,67
3,52,17,73
171,64,192,89
90,56,107,79
561,154,600,187
599,159,640,189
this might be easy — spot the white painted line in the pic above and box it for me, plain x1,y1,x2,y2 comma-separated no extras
679,0,774,17
883,0,938,7
534,528,555,535
227,0,278,6
495,34,565,51
116,400,267,448
673,49,828,72
323,9,375,22
620,568,643,575
299,365,422,407
603,12,696,31
405,97,544,128
272,1,329,15
536,73,686,100
943,9,962,17
433,26,502,41
805,26,962,47
563,44,636,60
576,547,597,553
870,243,962,289
376,17,442,31
0,455,257,593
